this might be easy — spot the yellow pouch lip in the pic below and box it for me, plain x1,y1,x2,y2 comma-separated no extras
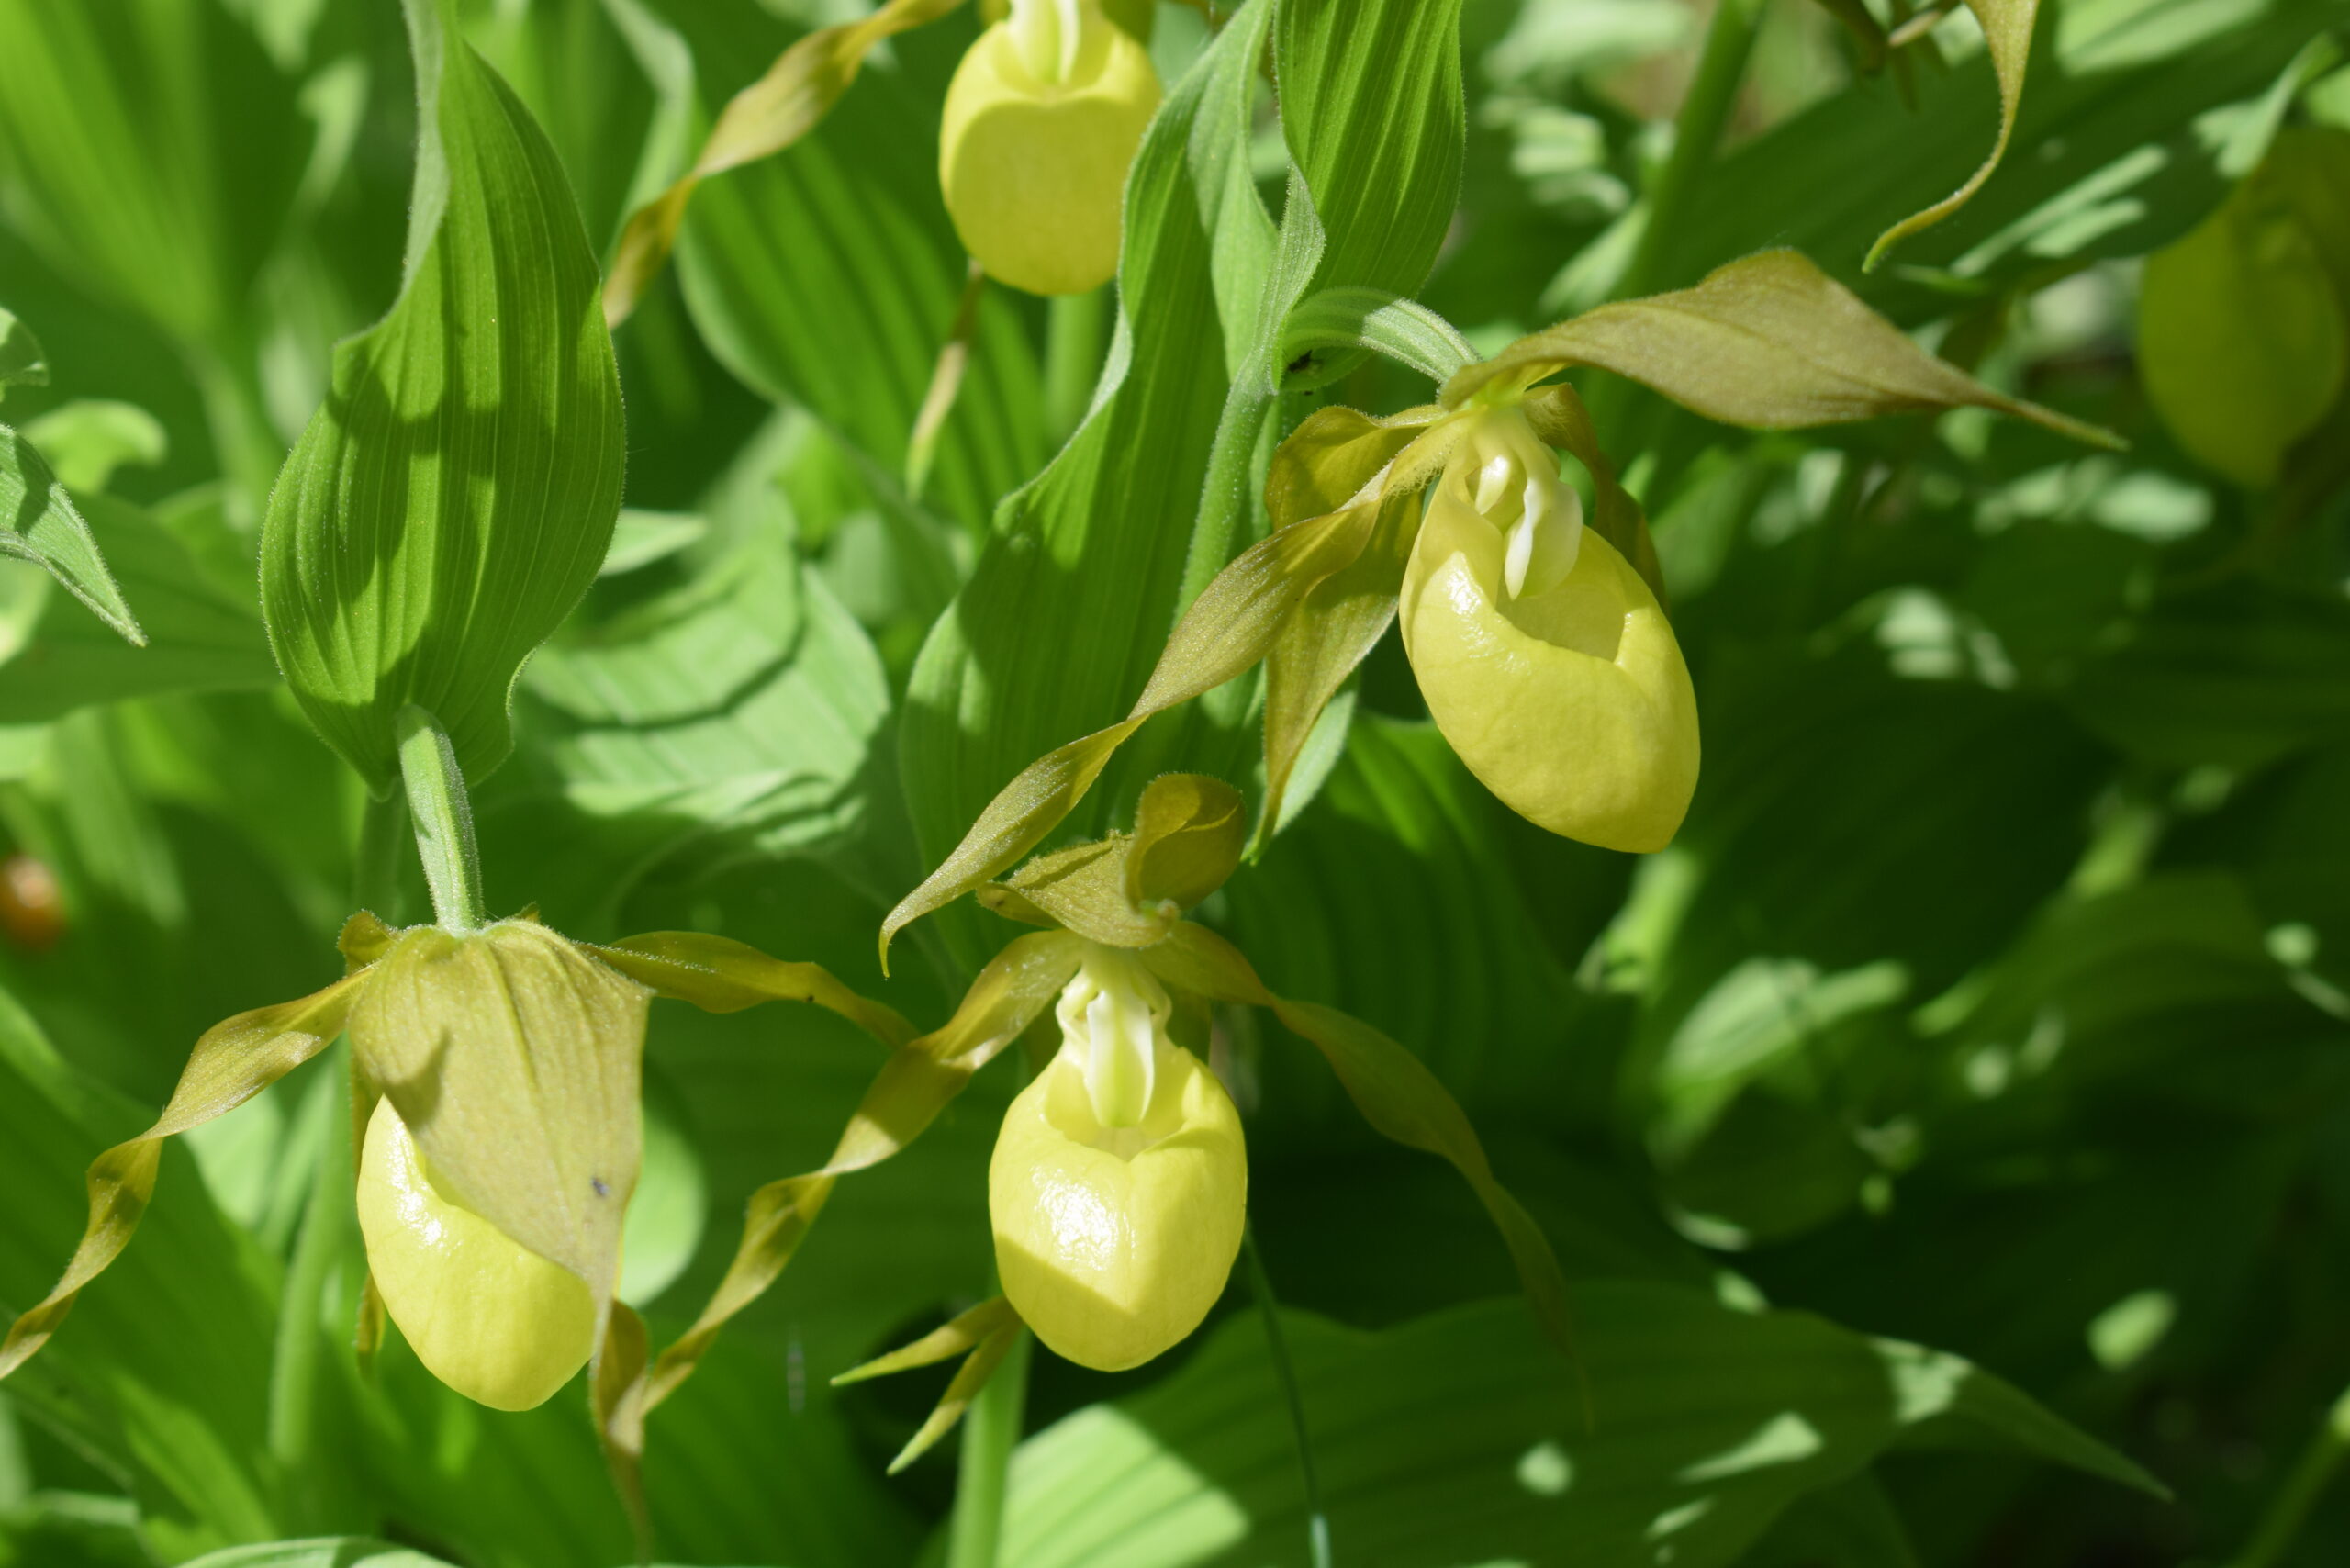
1401,479,1699,854
357,1096,600,1412
990,1046,1246,1372
938,18,1162,297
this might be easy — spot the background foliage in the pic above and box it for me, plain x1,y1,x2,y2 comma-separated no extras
1,0,2347,1564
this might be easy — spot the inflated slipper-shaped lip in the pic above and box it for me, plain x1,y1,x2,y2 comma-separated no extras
990,1045,1246,1372
1400,470,1699,855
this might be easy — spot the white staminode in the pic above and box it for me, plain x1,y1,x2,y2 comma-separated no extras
1458,406,1584,600
1009,0,1091,84
1056,946,1172,1129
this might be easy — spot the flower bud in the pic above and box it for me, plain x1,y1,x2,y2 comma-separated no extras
939,0,1161,297
1400,406,1699,853
357,1096,599,1411
990,948,1245,1371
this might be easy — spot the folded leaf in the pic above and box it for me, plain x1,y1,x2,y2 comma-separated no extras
1279,288,1478,385
0,423,142,644
1866,0,2038,269
602,0,965,327
261,0,625,791
607,930,1080,1465
1444,249,2121,450
1139,922,1574,1357
0,968,367,1378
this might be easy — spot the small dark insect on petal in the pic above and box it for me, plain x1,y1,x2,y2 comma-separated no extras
1286,352,1315,375
591,1177,610,1198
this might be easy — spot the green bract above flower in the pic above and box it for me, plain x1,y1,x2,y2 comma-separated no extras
940,0,1161,296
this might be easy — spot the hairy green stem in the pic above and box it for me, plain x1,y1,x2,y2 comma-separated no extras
266,1050,354,1530
946,1325,1032,1568
1247,1226,1331,1568
396,705,485,933
1044,286,1110,445
2227,1383,2350,1568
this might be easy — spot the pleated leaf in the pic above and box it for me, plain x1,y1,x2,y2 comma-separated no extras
260,0,624,792
1000,1290,2158,1567
0,0,303,343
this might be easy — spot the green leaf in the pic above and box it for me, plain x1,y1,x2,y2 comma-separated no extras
599,509,707,577
0,306,47,397
1278,287,1478,386
0,0,305,344
1448,250,2121,449
260,0,624,792
1865,0,2041,270
19,400,168,496
2066,584,2350,770
0,425,141,644
520,540,891,879
0,497,273,722
179,1543,455,1568
999,1288,2156,1567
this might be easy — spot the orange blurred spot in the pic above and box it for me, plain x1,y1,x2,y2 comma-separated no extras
0,853,62,952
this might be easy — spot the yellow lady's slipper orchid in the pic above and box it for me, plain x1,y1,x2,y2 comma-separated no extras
989,946,1246,1372
357,1097,599,1412
1400,404,1699,853
939,0,1161,296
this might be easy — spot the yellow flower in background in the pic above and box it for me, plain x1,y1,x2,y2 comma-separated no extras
1400,404,1699,854
990,946,1246,1372
940,0,1161,296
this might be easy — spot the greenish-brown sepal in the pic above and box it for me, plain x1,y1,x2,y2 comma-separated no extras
588,930,917,1047
1443,249,2121,451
